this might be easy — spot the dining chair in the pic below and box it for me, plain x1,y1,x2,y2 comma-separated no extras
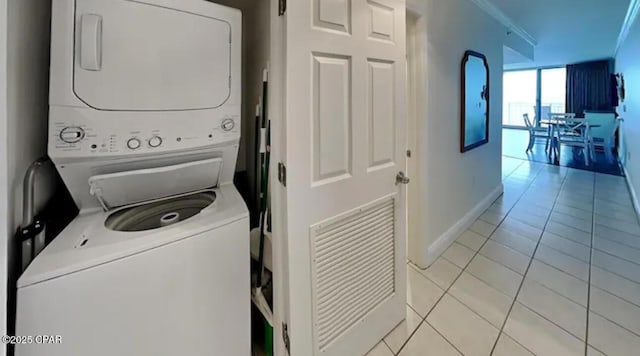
541,106,551,122
556,118,593,165
523,113,551,152
584,111,620,161
532,106,552,124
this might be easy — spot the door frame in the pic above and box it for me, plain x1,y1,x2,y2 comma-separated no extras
268,0,288,354
405,0,427,267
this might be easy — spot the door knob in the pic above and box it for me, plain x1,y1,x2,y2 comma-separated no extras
396,171,410,185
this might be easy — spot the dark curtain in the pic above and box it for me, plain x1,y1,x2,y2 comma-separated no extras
566,60,615,117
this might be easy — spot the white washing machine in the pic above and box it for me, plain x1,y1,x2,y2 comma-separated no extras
16,1,249,355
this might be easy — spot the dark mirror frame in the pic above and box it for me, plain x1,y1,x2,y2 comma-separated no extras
460,50,490,153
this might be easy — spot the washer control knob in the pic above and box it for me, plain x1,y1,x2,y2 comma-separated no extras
148,135,162,148
127,138,141,150
221,118,235,132
59,127,85,144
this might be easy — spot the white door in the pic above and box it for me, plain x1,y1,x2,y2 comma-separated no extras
280,0,407,354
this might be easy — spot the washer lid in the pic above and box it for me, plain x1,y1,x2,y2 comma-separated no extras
89,158,223,210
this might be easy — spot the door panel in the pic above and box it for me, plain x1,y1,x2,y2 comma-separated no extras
368,60,396,170
74,0,231,111
367,0,395,42
314,0,352,33
284,0,407,355
312,54,352,184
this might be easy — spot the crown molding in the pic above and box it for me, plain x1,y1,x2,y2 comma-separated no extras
467,0,537,46
615,0,640,56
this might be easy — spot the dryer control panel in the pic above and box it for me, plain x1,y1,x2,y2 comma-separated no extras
49,106,241,160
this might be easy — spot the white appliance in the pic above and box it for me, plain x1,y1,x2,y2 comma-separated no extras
15,1,248,355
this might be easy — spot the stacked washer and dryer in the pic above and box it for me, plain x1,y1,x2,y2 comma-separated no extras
15,1,249,355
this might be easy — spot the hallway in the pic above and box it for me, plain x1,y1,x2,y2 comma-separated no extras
369,157,640,355
501,129,624,177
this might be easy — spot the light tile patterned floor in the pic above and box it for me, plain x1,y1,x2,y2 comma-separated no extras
368,156,640,355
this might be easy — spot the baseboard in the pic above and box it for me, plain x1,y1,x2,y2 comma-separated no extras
418,184,504,269
623,165,640,223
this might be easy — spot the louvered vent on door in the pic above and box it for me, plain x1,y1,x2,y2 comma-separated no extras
310,196,396,353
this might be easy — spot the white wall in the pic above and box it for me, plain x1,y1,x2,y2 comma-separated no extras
4,0,53,341
617,14,640,210
503,31,534,62
409,0,504,268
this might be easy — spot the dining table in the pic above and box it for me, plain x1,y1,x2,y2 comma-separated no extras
539,115,600,157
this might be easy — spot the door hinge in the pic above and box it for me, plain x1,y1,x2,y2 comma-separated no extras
278,162,287,187
279,0,286,16
282,322,290,354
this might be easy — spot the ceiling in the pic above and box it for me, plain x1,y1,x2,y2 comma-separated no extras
491,0,631,69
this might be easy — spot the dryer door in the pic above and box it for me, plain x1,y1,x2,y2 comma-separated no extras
73,0,233,111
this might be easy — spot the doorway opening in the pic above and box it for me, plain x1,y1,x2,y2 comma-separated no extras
405,6,426,266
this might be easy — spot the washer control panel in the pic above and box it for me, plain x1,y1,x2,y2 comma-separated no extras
221,118,235,131
59,127,85,143
148,135,163,148
50,109,241,158
126,138,142,150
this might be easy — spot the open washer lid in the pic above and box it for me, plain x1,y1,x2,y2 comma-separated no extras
88,158,223,210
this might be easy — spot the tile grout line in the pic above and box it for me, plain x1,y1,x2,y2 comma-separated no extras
545,216,593,234
531,255,589,282
597,226,640,240
504,163,640,353
394,163,547,355
444,286,512,331
423,320,465,356
551,209,593,223
504,162,639,351
587,297,640,339
516,177,596,345
439,267,592,347
488,167,572,356
591,243,640,268
475,247,530,276
593,265,640,287
590,264,640,297
537,236,590,263
380,301,426,355
584,173,597,355
379,340,394,355
594,220,640,237
593,220,640,238
516,299,587,343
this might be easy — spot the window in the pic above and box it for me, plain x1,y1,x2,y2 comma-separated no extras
503,70,537,127
541,68,566,118
503,67,567,127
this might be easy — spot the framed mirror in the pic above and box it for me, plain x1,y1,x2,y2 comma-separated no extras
461,50,490,153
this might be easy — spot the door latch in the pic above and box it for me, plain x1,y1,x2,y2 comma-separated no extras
396,171,410,185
